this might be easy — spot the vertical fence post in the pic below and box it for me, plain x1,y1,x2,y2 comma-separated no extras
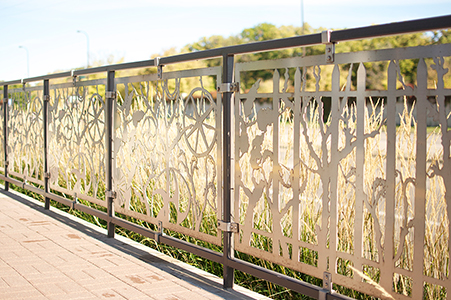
3,86,8,191
106,70,116,238
43,80,50,209
222,53,235,289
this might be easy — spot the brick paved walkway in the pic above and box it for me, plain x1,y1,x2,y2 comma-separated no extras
0,189,268,300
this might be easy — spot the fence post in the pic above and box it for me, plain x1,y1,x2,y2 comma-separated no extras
43,80,50,209
222,53,235,289
3,86,8,191
106,70,116,238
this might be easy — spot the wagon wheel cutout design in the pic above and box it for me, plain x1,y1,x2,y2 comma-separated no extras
182,87,217,157
87,93,105,144
58,111,74,141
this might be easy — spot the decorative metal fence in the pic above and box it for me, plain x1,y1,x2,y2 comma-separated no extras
1,15,451,300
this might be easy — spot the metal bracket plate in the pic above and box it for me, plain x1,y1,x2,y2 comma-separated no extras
217,220,239,233
105,91,117,99
325,43,335,64
319,272,332,300
217,82,239,93
154,57,160,67
323,271,332,291
154,57,163,79
43,95,50,102
71,193,78,210
155,220,163,243
321,30,332,44
106,190,117,199
322,30,335,64
71,70,77,86
44,172,51,179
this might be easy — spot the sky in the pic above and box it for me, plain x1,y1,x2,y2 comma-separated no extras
0,0,450,82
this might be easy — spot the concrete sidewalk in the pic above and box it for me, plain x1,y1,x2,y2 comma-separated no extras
0,189,268,300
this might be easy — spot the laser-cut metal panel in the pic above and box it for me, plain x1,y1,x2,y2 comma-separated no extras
0,93,4,173
113,67,222,245
47,80,107,206
234,43,451,299
8,86,44,185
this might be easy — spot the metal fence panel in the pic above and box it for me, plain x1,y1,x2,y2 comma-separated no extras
234,43,451,299
113,67,223,245
47,79,107,207
0,89,4,174
8,85,44,186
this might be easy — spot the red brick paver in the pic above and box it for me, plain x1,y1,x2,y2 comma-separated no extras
0,190,268,300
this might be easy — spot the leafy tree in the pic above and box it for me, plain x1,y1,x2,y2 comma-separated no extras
336,33,430,89
431,29,451,44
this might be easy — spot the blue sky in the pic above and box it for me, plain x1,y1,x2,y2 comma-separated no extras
0,0,450,81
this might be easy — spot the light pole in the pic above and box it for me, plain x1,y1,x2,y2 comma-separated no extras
301,0,305,56
18,45,29,78
301,0,305,36
77,30,90,68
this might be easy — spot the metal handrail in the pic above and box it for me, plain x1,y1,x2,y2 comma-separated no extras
1,14,451,300
1,14,450,85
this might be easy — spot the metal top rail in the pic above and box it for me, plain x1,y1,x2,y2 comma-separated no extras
2,14,450,86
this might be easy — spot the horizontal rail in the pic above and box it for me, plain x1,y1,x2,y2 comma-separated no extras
0,172,350,299
331,14,451,42
0,173,347,298
227,257,323,299
1,14,450,86
159,235,224,264
0,174,110,221
0,173,223,263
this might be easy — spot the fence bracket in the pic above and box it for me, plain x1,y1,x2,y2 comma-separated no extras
43,95,50,102
323,271,332,291
322,30,335,64
106,190,117,199
71,70,77,86
105,91,117,99
217,82,239,93
217,220,239,233
156,221,163,243
44,172,51,179
318,272,332,300
154,57,163,79
70,193,79,210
